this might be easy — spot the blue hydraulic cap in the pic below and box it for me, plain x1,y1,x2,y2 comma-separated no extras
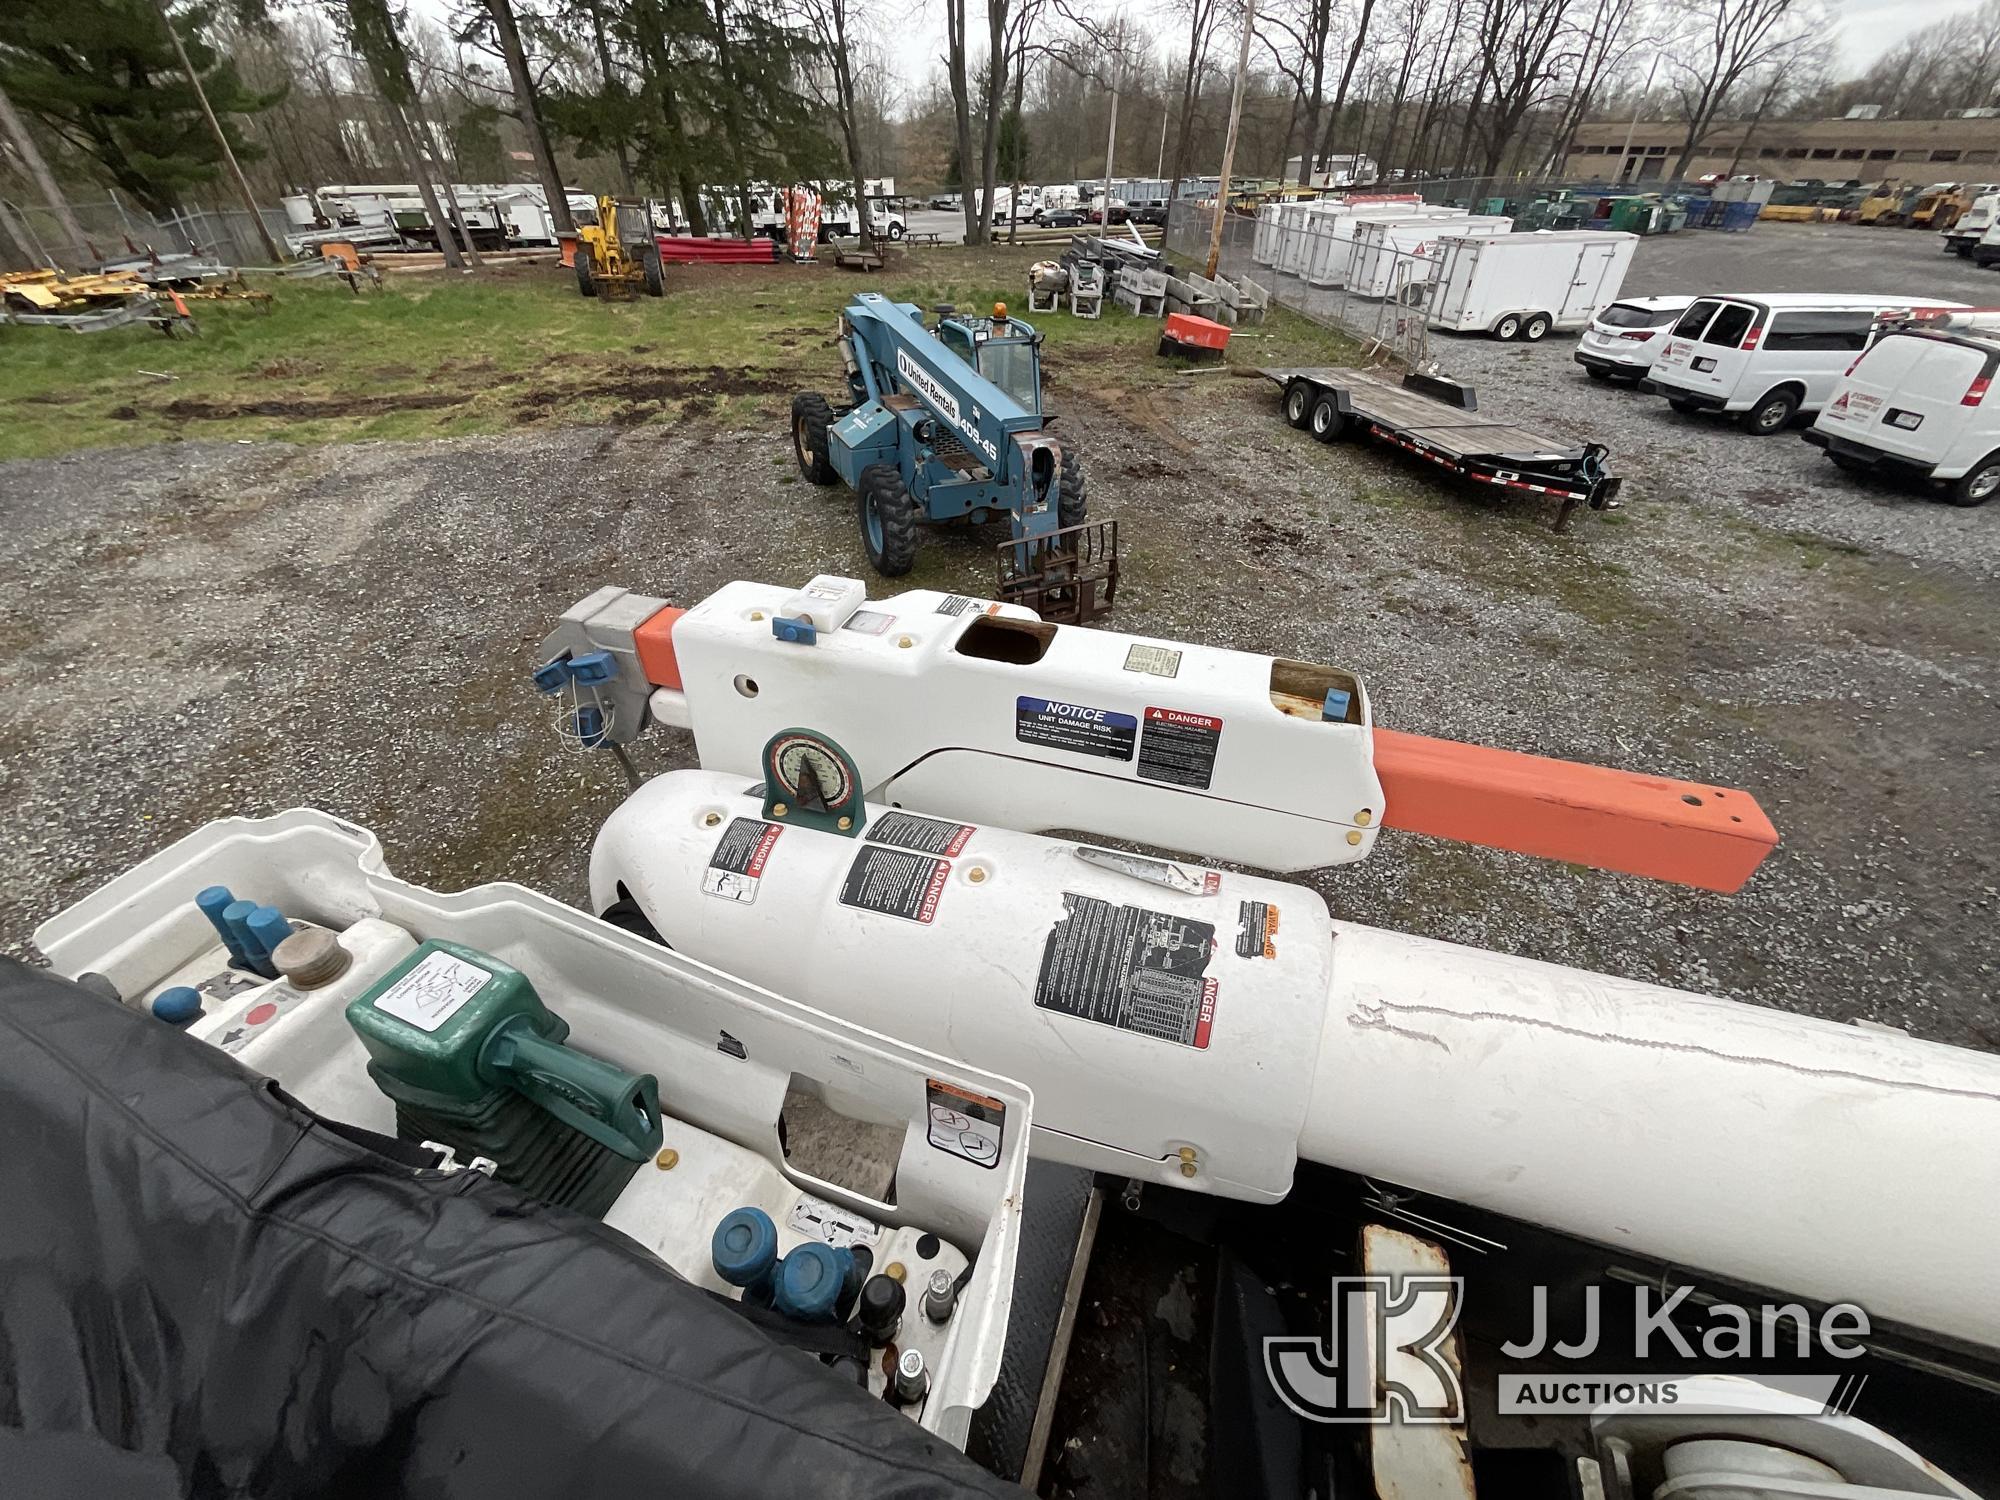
770,615,818,646
247,908,293,975
221,900,262,970
712,1206,779,1293
151,986,203,1026
774,1241,851,1323
568,650,617,685
1322,687,1352,722
574,704,607,748
196,885,251,965
532,657,571,694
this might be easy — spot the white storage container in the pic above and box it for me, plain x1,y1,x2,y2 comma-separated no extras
1346,213,1512,300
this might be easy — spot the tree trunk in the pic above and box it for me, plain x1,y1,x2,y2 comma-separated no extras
410,92,483,265
708,0,755,236
1315,0,1377,176
582,0,637,197
482,0,574,233
946,0,981,243
0,79,90,265
829,0,872,244
1168,2,1210,208
1006,23,1027,245
978,0,1009,234
382,100,464,267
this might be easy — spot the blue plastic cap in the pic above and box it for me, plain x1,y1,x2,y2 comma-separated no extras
575,704,607,747
221,900,261,959
774,1241,850,1323
771,615,818,646
152,986,204,1026
247,907,293,958
1322,687,1353,722
568,650,617,685
196,885,235,918
711,1207,779,1289
532,658,571,694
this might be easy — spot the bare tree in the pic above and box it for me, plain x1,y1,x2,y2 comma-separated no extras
796,0,875,244
1665,0,1801,177
1164,0,1226,205
944,0,981,241
464,0,574,232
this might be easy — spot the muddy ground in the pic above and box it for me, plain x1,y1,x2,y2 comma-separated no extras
2,236,1996,1053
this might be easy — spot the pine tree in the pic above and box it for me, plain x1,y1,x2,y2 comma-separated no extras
0,0,282,216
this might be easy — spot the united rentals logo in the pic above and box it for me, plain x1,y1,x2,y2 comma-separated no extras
896,347,1000,463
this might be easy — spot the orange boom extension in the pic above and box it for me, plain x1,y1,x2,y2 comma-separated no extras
1372,728,1778,894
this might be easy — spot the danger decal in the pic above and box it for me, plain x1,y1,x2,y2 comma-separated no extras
705,817,782,904
839,844,952,923
1137,707,1224,790
1034,892,1218,1049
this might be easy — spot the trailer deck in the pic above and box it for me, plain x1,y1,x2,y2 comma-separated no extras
1263,365,1624,529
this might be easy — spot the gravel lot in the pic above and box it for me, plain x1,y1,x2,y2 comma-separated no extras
3,224,1996,1056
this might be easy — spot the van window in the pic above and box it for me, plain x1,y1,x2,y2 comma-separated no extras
1700,303,1756,347
1763,311,1875,352
1599,302,1682,329
1672,300,1720,338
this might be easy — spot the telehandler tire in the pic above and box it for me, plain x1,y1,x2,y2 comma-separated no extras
576,256,598,298
791,393,838,484
1060,448,1088,528
642,244,667,298
860,463,919,575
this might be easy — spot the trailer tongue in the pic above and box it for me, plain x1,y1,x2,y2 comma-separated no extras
1267,365,1625,529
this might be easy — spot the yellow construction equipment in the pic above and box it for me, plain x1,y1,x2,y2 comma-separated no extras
574,197,666,301
1855,183,1919,225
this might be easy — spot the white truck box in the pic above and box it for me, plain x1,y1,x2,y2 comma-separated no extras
1346,213,1512,300
1302,205,1468,288
1427,229,1638,337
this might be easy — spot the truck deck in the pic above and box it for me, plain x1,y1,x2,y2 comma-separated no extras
1262,365,1624,529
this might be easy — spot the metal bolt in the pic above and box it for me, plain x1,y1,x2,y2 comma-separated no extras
702,812,721,827
1180,1161,1198,1178
1178,1146,1196,1163
885,1261,907,1283
967,866,987,883
1355,809,1373,827
837,815,852,830
1346,830,1363,846
897,635,914,649
750,610,765,621
655,1148,680,1170
773,802,789,817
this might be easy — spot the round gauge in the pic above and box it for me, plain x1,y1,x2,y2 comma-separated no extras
768,732,854,809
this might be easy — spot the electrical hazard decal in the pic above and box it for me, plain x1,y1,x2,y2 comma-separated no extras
1035,893,1218,1049
839,844,951,923
1015,696,1138,760
926,1079,1005,1168
869,810,975,856
705,817,782,904
1236,899,1280,959
1137,707,1223,790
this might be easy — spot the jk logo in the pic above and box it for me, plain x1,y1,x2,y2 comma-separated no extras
1264,1275,1465,1424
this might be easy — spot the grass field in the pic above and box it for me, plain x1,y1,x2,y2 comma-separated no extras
0,244,1358,461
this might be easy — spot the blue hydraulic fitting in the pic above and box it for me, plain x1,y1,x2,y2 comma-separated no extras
246,908,293,978
532,657,571,694
773,1241,852,1323
152,986,204,1026
770,615,818,646
712,1207,780,1303
568,650,616,685
1321,687,1353,722
574,704,607,748
221,900,262,971
197,885,252,966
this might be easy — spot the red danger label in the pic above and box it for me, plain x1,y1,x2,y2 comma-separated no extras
1139,707,1224,790
1193,979,1218,1049
1145,708,1223,730
745,824,780,875
917,859,951,923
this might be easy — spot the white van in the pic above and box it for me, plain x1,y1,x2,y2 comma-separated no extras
1805,322,2000,506
1649,294,1970,435
1574,295,1697,380
1944,192,2000,256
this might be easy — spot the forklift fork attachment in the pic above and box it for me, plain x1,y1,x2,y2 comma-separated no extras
997,519,1120,624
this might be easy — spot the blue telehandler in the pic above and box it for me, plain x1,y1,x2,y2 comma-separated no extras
790,292,1117,620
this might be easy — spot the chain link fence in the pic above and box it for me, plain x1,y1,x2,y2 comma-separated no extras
0,195,292,272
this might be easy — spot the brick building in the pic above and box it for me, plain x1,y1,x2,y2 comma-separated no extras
1567,114,2000,184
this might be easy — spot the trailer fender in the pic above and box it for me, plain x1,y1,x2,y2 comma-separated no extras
1401,371,1478,411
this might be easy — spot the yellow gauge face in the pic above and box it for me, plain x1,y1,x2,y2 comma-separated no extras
769,734,852,810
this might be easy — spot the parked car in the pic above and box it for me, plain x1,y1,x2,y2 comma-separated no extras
1805,318,2000,505
1573,294,1697,381
1038,207,1084,228
928,193,962,211
1085,198,1131,226
1132,199,1170,226
1650,293,1969,435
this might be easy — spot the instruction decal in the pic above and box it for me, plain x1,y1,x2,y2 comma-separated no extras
1122,643,1183,679
705,816,782,904
840,844,951,923
869,810,975,857
1015,696,1138,760
1137,707,1223,790
926,1079,1005,1168
935,594,983,615
374,949,492,1034
1035,892,1218,1049
789,1194,884,1248
843,608,897,636
1236,900,1280,960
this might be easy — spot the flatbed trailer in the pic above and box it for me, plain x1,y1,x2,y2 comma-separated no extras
1263,365,1624,530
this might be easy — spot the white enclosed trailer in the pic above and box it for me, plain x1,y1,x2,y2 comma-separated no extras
1274,200,1350,276
1426,229,1638,340
1346,213,1511,300
1302,204,1466,288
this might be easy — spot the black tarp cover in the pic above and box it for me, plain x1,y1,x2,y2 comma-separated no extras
0,957,1026,1499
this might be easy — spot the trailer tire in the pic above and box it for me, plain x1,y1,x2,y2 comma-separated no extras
1059,448,1088,528
1522,313,1552,342
791,393,838,485
642,243,666,298
1309,394,1348,442
1494,313,1523,341
576,256,598,299
1948,453,2000,507
1740,387,1800,436
1284,380,1315,428
860,463,919,574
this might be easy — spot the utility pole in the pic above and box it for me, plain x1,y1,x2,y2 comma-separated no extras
1205,0,1257,278
151,0,288,264
1617,52,1661,185
0,81,90,267
1100,18,1122,234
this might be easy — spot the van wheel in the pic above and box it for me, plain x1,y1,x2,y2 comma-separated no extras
1309,395,1348,442
1949,454,2000,506
1585,366,1611,381
1667,396,1701,414
1522,313,1552,342
1284,380,1315,428
1740,388,1800,435
1830,453,1869,474
1493,313,1523,341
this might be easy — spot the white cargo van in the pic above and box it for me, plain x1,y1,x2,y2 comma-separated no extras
1650,294,1970,435
1574,295,1697,380
1805,320,2000,505
1944,192,2000,256
1426,230,1637,340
